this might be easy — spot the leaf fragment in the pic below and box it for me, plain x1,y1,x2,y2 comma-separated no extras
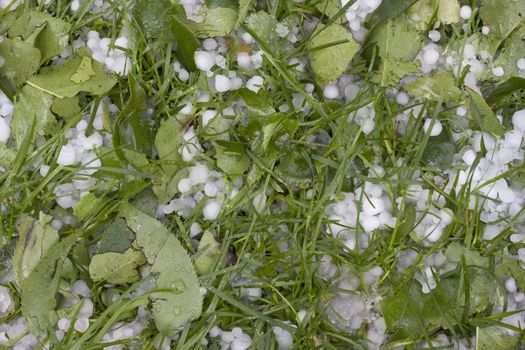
89,248,146,285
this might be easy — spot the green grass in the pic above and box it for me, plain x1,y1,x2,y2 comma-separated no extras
1,0,525,349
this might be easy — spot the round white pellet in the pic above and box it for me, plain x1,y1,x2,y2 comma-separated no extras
194,51,214,72
71,0,80,11
505,278,517,293
178,69,190,81
460,6,472,19
492,66,504,77
201,109,217,127
74,318,89,333
0,117,10,143
512,109,525,130
456,106,467,116
237,52,251,69
396,92,410,105
517,58,525,70
203,200,221,220
323,84,339,99
189,164,209,184
246,76,264,93
57,145,76,166
189,222,202,238
209,326,221,338
423,119,443,136
423,48,440,65
428,30,441,42
203,38,218,51
178,178,192,193
462,150,476,165
214,74,232,92
481,26,490,35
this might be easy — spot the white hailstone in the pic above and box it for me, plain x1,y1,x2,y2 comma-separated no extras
344,84,360,100
423,119,443,136
0,56,5,68
423,47,440,65
505,278,517,293
456,106,468,116
114,37,129,49
517,58,525,70
39,164,50,177
178,178,192,193
396,92,410,105
209,326,221,337
323,84,339,99
237,51,252,69
58,318,71,332
0,117,10,143
481,26,490,35
459,5,472,19
492,66,504,77
57,145,76,166
272,326,294,350
214,74,231,92
203,38,217,51
512,109,525,131
297,310,307,322
74,318,89,333
189,222,202,238
201,109,217,127
246,75,264,93
204,182,217,197
362,197,384,216
203,200,220,220
70,0,80,11
0,286,13,316
428,30,441,42
462,150,476,165
242,32,254,43
178,69,190,81
189,164,209,184
252,192,267,213
72,280,92,297
498,187,516,203
360,215,381,232
194,51,214,71
215,55,227,68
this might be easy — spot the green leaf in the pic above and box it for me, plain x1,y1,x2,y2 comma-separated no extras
238,88,275,115
20,233,80,334
70,56,96,84
466,88,505,137
406,71,462,102
190,7,238,38
485,77,525,104
214,140,250,175
1,10,71,62
73,193,103,221
237,0,256,27
12,212,59,286
437,0,460,24
119,203,202,336
366,0,418,29
99,218,136,254
155,116,183,176
27,53,116,98
51,95,81,120
275,149,315,185
133,0,199,71
307,23,360,83
445,242,488,268
489,26,525,80
315,0,346,23
407,0,438,31
195,231,220,275
479,0,525,39
244,11,278,43
171,16,201,71
11,85,56,147
495,257,525,291
367,16,422,87
0,143,16,169
89,248,146,284
476,326,519,350
0,38,41,87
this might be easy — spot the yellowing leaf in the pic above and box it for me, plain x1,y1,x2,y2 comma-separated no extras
195,231,220,275
89,248,146,284
70,56,96,84
119,203,202,336
438,0,460,24
307,23,360,83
